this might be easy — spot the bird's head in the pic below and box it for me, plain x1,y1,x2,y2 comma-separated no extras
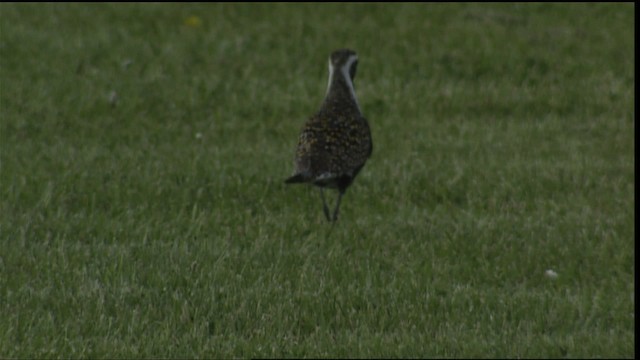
329,49,358,81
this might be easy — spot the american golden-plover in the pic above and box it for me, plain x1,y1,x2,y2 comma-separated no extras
285,49,372,222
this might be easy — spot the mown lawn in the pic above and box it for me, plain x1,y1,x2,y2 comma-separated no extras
0,3,634,358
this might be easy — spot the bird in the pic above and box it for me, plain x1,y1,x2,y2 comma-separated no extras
285,49,372,222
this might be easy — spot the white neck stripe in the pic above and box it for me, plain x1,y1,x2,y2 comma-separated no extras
326,58,334,96
325,55,360,111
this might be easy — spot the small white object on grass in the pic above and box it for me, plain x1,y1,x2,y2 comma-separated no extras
108,90,118,106
545,269,558,279
195,132,203,140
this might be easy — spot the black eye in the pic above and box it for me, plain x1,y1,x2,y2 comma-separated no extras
350,61,358,80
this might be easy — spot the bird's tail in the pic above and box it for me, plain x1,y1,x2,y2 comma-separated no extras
284,174,306,184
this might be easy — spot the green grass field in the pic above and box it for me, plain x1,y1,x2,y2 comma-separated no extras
0,3,634,358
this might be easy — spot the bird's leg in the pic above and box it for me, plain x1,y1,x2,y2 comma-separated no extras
331,192,344,222
320,188,331,221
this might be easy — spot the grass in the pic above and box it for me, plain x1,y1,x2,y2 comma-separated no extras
0,3,635,358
